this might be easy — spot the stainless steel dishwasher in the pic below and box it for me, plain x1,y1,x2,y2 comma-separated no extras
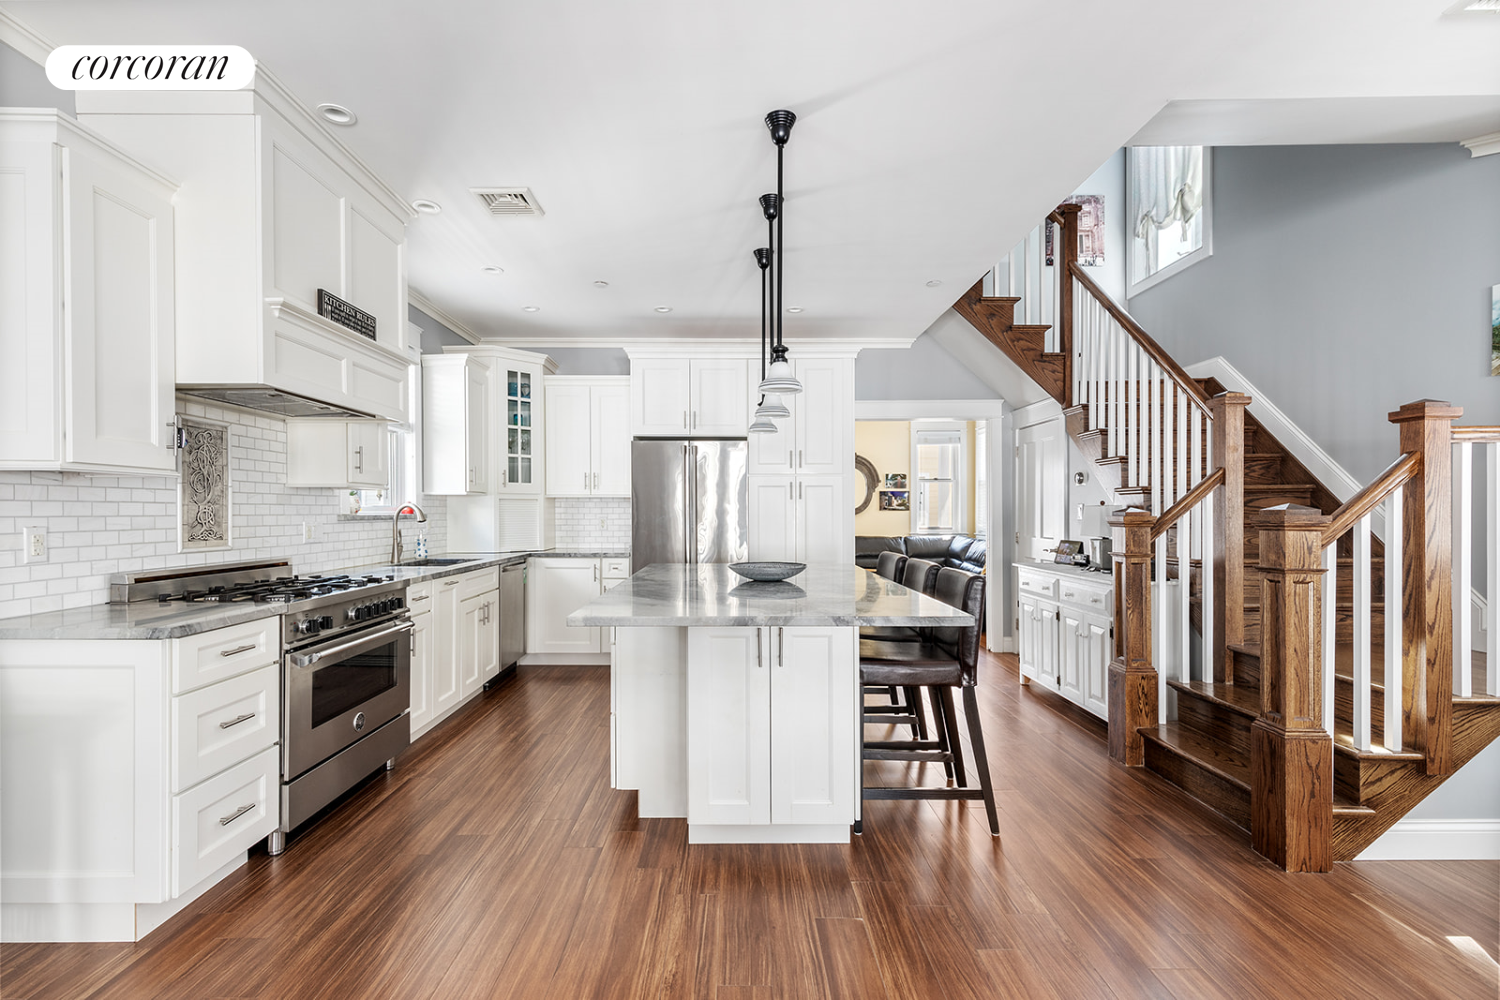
499,560,526,670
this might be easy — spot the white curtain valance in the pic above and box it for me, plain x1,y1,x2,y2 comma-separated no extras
1133,145,1203,241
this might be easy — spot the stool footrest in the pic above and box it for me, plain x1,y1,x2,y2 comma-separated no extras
863,787,984,801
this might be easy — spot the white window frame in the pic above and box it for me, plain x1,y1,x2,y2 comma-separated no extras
909,419,969,536
1126,145,1213,298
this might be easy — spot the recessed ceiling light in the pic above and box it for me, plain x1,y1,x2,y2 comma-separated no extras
925,279,943,287
593,280,609,288
786,306,804,313
411,199,442,214
522,305,541,313
316,103,357,126
654,306,673,313
480,265,504,275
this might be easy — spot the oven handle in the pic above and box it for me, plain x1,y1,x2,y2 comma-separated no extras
289,620,414,669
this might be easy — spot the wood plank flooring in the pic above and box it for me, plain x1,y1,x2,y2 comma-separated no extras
4,653,1496,999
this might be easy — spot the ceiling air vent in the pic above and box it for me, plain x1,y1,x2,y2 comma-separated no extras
471,187,545,217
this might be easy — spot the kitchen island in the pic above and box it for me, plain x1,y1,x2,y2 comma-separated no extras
568,563,972,844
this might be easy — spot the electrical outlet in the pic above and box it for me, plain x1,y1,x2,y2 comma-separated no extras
599,517,607,531
302,522,315,543
22,526,46,563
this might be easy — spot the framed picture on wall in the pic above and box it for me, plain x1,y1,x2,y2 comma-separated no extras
884,473,907,490
1491,283,1498,377
879,490,910,511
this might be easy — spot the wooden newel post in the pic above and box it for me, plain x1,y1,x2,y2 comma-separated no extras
1251,504,1332,873
1056,203,1081,409
1388,399,1461,776
1209,391,1250,683
1108,506,1156,766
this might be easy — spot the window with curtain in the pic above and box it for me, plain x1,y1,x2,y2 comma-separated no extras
914,428,964,533
1128,145,1211,293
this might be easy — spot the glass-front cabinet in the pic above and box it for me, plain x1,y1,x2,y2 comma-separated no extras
503,367,534,488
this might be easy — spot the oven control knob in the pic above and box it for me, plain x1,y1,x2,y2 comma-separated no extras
319,615,334,629
389,597,404,611
295,619,319,635
382,598,396,613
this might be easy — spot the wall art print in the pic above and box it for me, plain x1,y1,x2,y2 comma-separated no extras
1491,283,1498,377
879,490,910,511
180,416,232,550
1045,194,1105,267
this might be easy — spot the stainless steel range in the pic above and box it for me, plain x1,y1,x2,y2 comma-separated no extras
112,559,412,855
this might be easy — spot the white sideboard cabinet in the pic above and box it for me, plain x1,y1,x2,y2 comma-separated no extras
1016,564,1112,719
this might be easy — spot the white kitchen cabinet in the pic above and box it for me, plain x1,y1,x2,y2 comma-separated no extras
409,566,501,741
1017,565,1111,720
746,357,853,477
631,357,749,437
746,474,852,565
408,599,435,735
429,576,465,718
528,558,606,654
77,78,413,421
545,377,631,497
284,419,390,488
459,575,501,697
0,112,178,475
0,617,281,942
1058,609,1087,704
422,355,490,495
686,626,856,831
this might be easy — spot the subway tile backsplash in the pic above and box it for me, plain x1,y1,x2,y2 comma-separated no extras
0,399,447,621
554,496,631,550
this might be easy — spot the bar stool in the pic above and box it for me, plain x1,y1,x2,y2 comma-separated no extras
861,557,941,742
859,567,998,837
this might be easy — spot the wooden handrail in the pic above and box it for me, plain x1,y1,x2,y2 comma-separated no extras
1046,209,1066,228
1320,451,1420,546
1068,262,1214,410
1149,467,1225,543
1452,425,1500,443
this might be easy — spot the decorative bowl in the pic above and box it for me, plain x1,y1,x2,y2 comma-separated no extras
729,561,806,582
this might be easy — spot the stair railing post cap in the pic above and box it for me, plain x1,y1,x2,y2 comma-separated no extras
1387,399,1463,423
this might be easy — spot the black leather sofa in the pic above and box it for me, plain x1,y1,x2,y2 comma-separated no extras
855,534,987,573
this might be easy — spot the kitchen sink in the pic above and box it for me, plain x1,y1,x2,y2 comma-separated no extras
399,558,475,567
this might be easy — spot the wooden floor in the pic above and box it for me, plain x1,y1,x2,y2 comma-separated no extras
4,652,1497,999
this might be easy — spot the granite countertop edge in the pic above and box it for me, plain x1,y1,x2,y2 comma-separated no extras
0,549,630,641
569,612,974,628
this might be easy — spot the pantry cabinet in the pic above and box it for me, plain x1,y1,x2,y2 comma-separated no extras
1016,565,1111,720
0,111,179,475
630,357,749,437
545,377,631,497
422,355,490,495
284,419,390,488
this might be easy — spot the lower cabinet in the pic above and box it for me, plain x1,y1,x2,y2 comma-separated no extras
1016,565,1111,720
685,626,856,829
527,557,629,655
408,566,501,741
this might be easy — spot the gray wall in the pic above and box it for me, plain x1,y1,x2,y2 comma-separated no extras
856,334,1001,400
1,41,73,113
409,305,471,354
1128,142,1500,827
508,347,630,376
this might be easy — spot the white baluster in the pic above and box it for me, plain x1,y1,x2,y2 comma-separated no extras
1202,489,1215,684
1180,510,1193,683
1384,489,1403,751
1488,441,1499,698
1352,516,1373,751
1113,321,1123,461
1157,530,1170,720
1146,362,1158,516
1453,441,1472,697
1323,545,1337,739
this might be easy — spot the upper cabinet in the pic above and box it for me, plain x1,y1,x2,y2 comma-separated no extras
0,112,178,474
285,419,390,488
422,355,490,495
746,357,853,476
545,377,630,497
630,357,749,437
76,72,413,421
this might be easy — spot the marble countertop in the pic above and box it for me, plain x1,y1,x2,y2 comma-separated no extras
1014,560,1114,584
568,563,973,628
0,549,630,640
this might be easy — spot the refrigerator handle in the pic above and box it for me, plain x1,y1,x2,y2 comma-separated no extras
689,443,698,563
683,442,692,564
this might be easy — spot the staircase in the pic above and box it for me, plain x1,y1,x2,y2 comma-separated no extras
961,205,1500,869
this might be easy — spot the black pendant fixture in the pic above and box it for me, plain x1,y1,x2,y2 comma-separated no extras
758,109,801,396
749,247,778,433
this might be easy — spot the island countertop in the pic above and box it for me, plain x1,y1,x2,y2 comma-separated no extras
567,563,973,628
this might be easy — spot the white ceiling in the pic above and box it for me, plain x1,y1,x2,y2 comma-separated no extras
6,1,1498,346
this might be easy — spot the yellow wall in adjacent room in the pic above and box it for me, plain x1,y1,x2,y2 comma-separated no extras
855,421,910,536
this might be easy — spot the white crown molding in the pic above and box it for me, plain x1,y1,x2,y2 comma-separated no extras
1461,130,1500,157
440,343,558,374
1356,819,1500,861
408,289,482,345
477,336,910,355
854,399,1007,420
0,8,54,65
0,109,179,192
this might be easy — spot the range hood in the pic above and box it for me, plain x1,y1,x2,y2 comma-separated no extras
176,385,377,420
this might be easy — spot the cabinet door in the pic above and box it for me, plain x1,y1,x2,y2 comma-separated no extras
746,365,795,475
795,475,849,564
631,358,691,436
592,383,632,496
466,363,489,492
458,592,487,696
690,359,749,436
527,559,603,654
64,145,177,471
1017,593,1038,679
1082,613,1111,719
1036,600,1060,688
792,359,851,476
431,580,463,716
1058,610,1086,703
501,366,537,491
545,381,592,496
267,138,343,311
347,206,405,356
746,476,796,562
477,592,501,686
346,421,390,488
686,627,770,826
409,611,433,735
770,627,856,825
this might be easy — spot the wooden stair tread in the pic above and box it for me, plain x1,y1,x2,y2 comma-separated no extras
1141,723,1250,791
1332,738,1425,763
1333,794,1376,817
1168,679,1259,718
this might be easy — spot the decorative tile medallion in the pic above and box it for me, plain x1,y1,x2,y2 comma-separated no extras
180,418,231,549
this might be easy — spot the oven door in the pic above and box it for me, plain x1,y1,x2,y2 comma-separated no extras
284,617,412,780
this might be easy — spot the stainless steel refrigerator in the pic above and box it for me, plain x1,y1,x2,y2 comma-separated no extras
631,439,747,570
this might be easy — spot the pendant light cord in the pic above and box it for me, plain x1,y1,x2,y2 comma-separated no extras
775,142,784,349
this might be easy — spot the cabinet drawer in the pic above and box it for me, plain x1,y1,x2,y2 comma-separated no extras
1016,570,1058,599
1060,583,1110,610
172,665,280,793
171,745,278,897
172,617,279,694
457,567,500,600
407,579,435,611
602,558,630,580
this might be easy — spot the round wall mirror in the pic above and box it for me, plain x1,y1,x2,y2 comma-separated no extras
854,454,878,514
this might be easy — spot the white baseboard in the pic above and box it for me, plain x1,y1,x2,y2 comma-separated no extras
1355,819,1500,861
518,652,610,666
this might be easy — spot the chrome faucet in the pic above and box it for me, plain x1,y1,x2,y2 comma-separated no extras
392,503,427,564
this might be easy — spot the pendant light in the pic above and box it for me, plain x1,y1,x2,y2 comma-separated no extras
758,109,802,396
749,247,780,433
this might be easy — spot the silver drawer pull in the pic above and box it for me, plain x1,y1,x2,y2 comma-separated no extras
218,803,254,826
218,712,256,730
219,643,258,657
410,594,431,602
444,579,461,587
